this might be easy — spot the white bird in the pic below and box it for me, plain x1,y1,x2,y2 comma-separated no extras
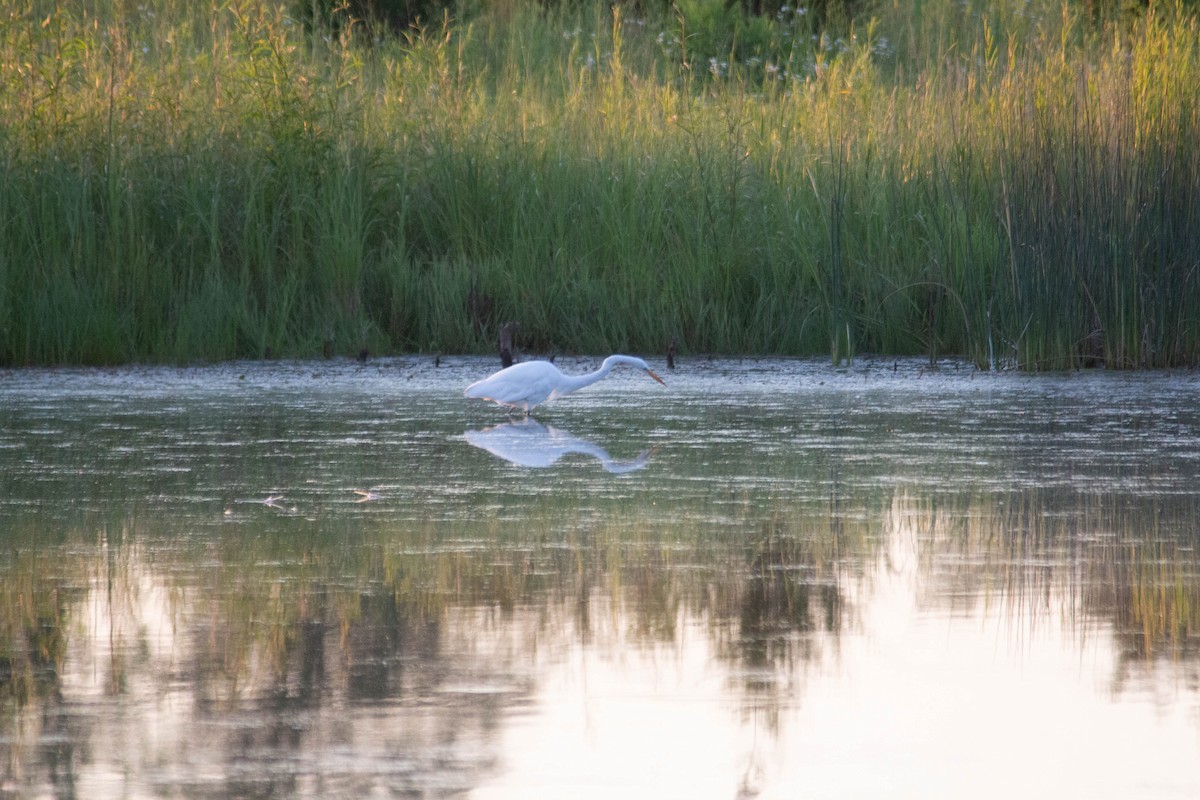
464,354,665,412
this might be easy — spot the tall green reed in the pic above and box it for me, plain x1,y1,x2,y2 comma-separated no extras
1,0,1197,366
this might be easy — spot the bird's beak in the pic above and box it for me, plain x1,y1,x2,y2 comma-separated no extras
645,368,666,386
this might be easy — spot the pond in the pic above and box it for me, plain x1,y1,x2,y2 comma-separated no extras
1,356,1198,799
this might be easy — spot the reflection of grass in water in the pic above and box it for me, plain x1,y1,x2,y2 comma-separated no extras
5,486,1197,712
0,548,74,706
889,489,1200,677
1111,538,1199,668
372,492,869,640
0,491,874,710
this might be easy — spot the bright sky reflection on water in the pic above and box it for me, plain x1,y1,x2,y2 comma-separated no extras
1,357,1198,799
474,520,1200,800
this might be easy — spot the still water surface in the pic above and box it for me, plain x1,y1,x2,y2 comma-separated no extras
1,357,1198,799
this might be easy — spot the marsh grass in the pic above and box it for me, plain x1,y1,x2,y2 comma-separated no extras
1,0,1197,366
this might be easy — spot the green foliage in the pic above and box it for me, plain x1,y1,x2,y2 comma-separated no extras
296,0,451,38
0,0,1198,366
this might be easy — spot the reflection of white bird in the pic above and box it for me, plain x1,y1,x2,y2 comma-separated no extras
465,419,653,474
464,355,665,413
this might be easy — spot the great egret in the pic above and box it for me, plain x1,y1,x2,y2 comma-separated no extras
464,354,665,412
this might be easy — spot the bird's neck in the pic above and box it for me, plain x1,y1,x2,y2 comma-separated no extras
563,361,615,393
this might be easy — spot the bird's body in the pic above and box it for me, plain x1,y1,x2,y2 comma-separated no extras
464,354,665,412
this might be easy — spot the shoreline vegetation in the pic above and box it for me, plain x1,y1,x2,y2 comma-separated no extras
1,0,1198,368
